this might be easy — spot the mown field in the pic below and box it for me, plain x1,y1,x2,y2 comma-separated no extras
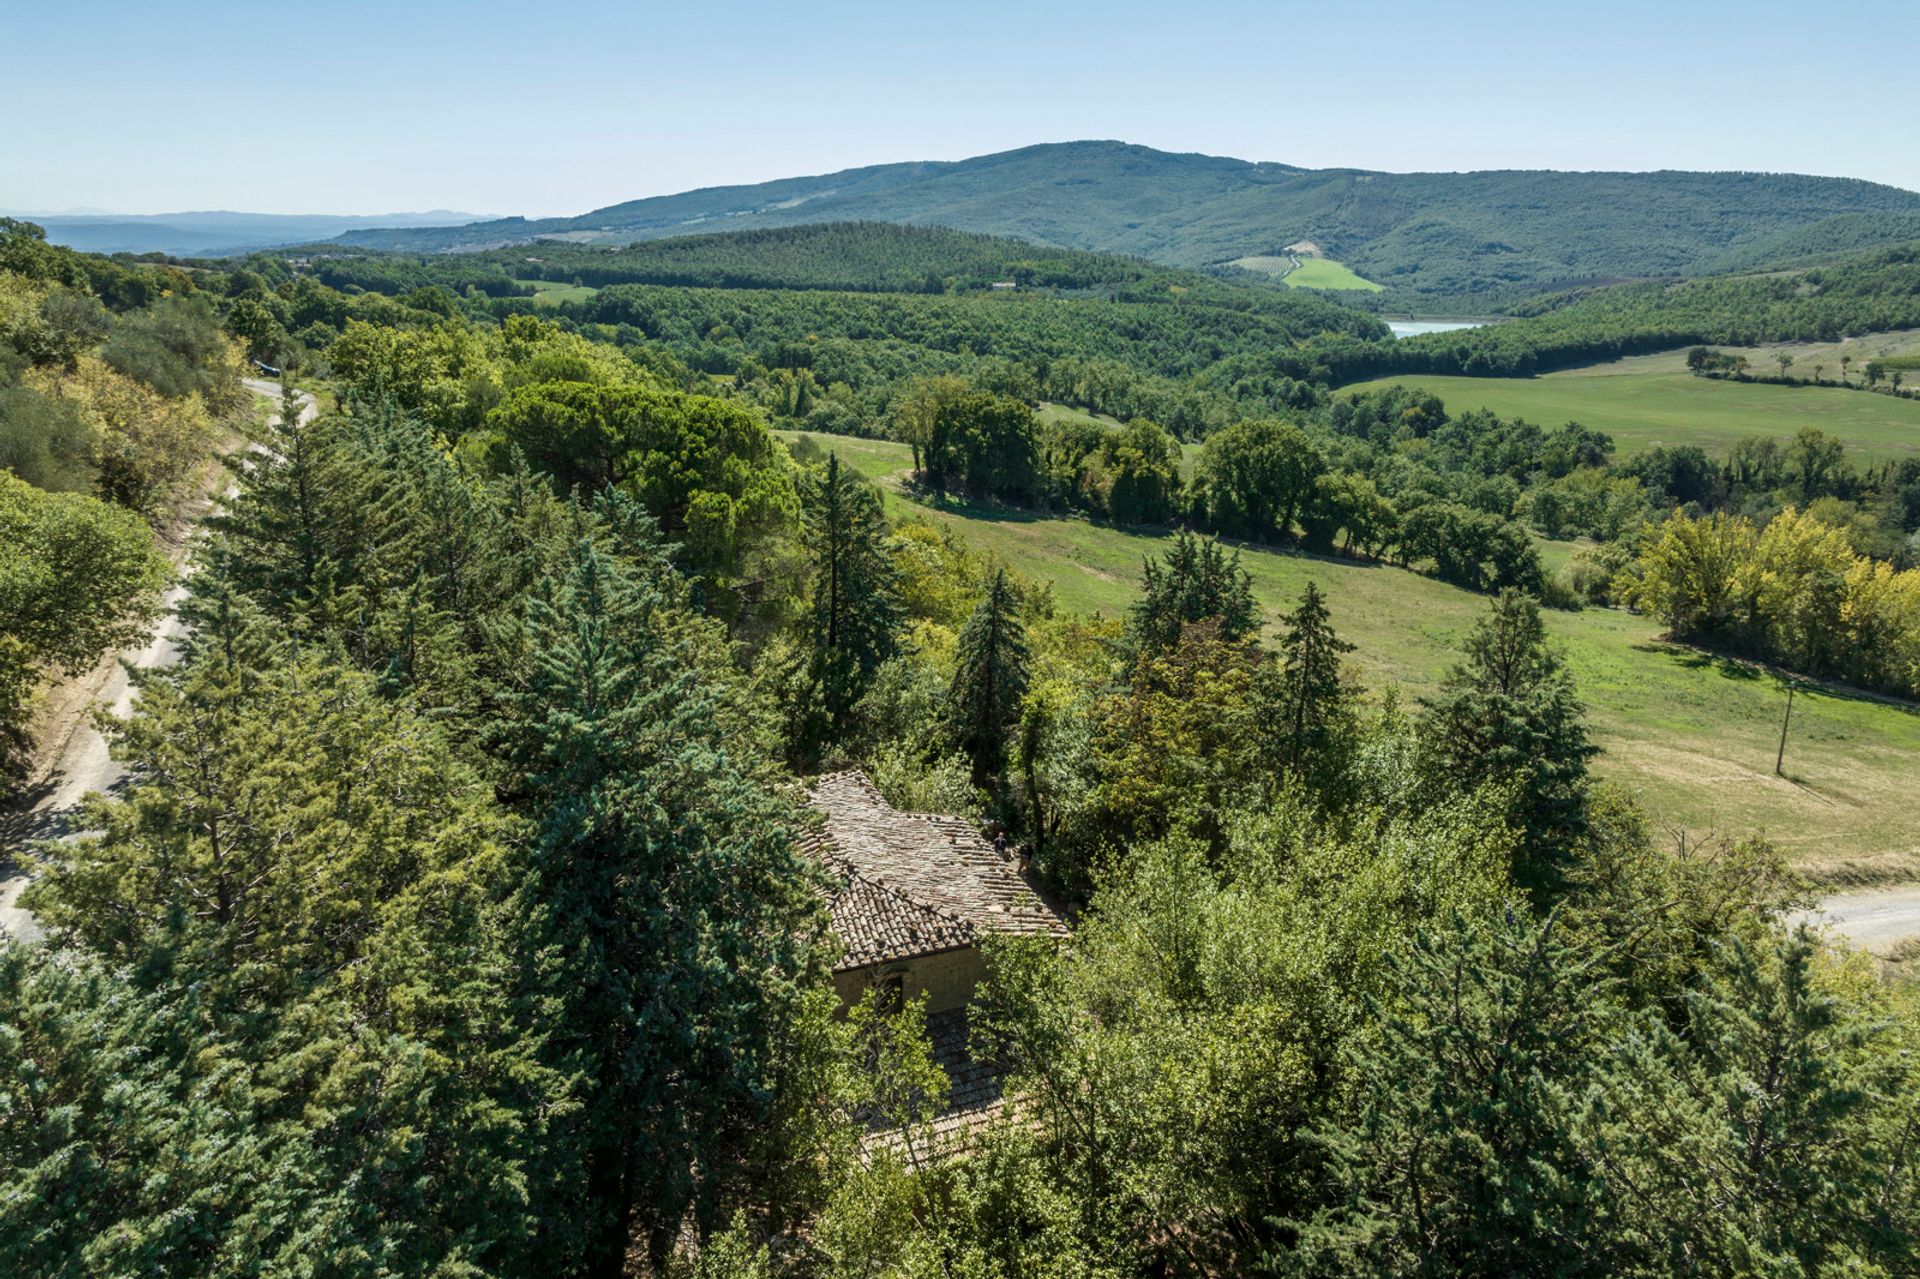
517,279,601,306
1280,257,1384,291
785,430,1920,885
1226,254,1384,291
1343,347,1920,463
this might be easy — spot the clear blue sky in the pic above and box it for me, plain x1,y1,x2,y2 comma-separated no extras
3,0,1913,216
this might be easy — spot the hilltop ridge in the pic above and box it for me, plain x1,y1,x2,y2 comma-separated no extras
328,140,1920,301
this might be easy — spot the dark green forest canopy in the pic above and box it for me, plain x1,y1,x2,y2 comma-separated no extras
328,142,1920,300
299,221,1369,310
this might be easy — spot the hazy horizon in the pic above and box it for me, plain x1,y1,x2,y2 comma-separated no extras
9,138,1920,225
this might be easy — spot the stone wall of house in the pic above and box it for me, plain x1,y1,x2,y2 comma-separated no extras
836,945,987,1015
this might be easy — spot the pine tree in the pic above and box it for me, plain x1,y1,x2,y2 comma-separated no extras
1128,530,1259,652
1262,580,1358,793
945,567,1031,786
1425,590,1596,896
495,538,827,1277
1306,907,1626,1277
803,452,903,737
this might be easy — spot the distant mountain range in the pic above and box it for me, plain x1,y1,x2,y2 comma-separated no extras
18,210,493,257
321,142,1920,300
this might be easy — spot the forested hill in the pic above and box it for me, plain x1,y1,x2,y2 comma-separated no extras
316,222,1312,300
1316,239,1920,383
330,141,1920,299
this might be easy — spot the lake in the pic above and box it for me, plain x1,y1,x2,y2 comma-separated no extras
1386,319,1484,338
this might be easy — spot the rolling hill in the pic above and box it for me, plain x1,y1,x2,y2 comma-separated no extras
329,141,1920,301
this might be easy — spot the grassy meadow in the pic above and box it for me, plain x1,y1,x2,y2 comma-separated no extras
1344,337,1920,463
784,430,1920,885
1226,254,1384,291
517,279,601,306
1280,257,1384,291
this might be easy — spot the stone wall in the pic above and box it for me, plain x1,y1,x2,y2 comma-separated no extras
836,944,987,1015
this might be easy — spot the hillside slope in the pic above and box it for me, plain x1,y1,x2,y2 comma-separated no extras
792,431,1920,887
331,141,1920,300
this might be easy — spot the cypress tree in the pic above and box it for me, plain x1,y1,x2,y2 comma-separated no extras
945,567,1031,786
802,452,903,736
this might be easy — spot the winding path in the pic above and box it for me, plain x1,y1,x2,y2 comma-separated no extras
0,381,310,941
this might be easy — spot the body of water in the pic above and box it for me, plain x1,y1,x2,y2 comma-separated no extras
1386,319,1485,339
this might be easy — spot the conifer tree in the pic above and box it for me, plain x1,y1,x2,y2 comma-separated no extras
495,537,827,1277
1262,580,1357,793
945,567,1031,786
1128,530,1258,652
802,452,903,737
1425,589,1596,895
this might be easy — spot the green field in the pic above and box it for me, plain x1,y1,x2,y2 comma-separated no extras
783,430,1920,885
1282,257,1383,291
1226,254,1384,291
517,279,601,306
1342,365,1920,462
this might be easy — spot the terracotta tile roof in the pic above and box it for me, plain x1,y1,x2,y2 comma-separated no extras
801,770,1069,969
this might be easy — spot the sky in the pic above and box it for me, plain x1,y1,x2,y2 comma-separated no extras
3,0,1914,217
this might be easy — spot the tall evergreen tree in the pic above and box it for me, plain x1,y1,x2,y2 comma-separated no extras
802,452,903,736
945,567,1031,786
1261,580,1358,793
16,605,549,1275
1128,530,1259,652
1425,590,1596,895
496,538,827,1277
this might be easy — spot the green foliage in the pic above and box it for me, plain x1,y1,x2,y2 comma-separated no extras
491,537,829,1275
101,294,244,413
1332,241,1920,382
13,624,551,1275
1197,418,1323,540
0,470,164,770
922,390,1041,500
1303,908,1621,1277
1127,530,1259,652
488,377,798,594
484,222,1275,297
944,567,1031,785
333,144,1920,300
1630,505,1920,696
1396,500,1543,592
1260,581,1360,795
0,383,95,492
1424,590,1596,893
802,452,905,740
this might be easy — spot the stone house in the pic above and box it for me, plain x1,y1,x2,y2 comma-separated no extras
800,770,1068,1151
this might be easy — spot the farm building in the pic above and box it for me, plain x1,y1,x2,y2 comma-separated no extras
801,770,1068,1153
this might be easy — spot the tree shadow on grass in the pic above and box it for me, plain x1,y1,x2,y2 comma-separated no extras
1633,638,1920,718
898,484,1391,573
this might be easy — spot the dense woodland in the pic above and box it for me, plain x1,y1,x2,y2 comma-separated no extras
4,218,1920,1276
329,142,1920,305
315,223,1300,299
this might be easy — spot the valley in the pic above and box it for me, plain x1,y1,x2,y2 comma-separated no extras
8,21,1920,1261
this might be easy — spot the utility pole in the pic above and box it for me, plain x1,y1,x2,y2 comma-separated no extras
1775,681,1796,776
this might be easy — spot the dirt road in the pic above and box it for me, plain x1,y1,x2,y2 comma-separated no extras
1796,889,1920,956
0,381,310,941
